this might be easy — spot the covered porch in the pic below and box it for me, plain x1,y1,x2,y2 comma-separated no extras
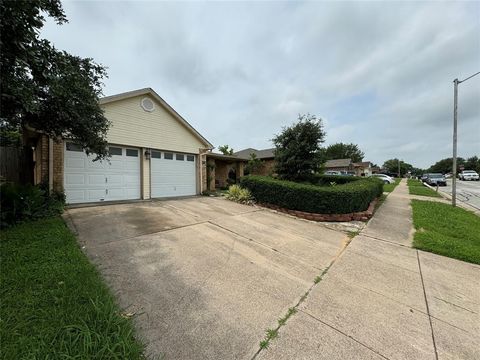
205,153,246,191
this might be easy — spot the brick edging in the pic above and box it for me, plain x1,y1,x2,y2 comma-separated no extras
257,198,378,222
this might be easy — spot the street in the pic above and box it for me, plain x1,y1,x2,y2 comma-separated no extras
439,179,480,210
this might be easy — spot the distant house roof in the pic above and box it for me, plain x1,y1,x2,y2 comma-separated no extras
325,158,352,168
353,161,372,168
234,148,276,160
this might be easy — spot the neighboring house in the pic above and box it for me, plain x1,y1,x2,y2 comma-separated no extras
324,158,353,173
324,159,373,176
353,161,373,176
26,88,214,204
234,148,276,176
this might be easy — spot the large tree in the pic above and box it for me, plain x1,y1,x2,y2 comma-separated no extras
0,0,110,158
382,158,413,176
324,142,364,163
272,114,325,181
427,156,480,174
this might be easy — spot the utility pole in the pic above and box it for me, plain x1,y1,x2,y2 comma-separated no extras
452,79,458,207
451,71,480,207
398,159,401,178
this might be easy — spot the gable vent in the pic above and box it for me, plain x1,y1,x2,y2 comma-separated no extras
141,97,155,112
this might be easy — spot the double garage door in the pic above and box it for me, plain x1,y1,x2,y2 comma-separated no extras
64,143,196,204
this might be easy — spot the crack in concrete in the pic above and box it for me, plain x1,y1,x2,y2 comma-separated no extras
433,296,478,314
249,233,353,360
416,250,439,360
300,310,391,360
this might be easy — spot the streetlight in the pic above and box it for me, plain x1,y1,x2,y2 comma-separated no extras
451,71,480,207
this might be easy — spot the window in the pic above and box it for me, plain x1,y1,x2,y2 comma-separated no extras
151,150,161,159
126,149,138,157
109,147,122,156
176,154,184,161
187,155,195,162
66,142,83,152
164,152,173,160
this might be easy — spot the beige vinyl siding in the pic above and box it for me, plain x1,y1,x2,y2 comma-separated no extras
103,95,206,154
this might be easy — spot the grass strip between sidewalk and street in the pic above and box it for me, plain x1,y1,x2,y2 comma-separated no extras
411,200,480,264
408,179,442,198
0,217,145,359
383,178,401,193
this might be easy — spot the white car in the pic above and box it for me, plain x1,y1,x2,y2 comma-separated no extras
459,170,479,181
324,170,341,175
371,174,395,184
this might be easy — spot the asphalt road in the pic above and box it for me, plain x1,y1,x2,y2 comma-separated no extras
438,179,480,210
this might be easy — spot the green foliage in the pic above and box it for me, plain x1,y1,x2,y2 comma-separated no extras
0,0,110,159
407,179,441,198
0,124,22,147
382,158,413,176
411,200,480,264
0,183,65,227
0,217,145,358
240,175,383,214
245,152,263,174
323,142,364,163
427,156,480,174
218,144,234,155
383,178,401,193
272,114,325,181
225,184,253,204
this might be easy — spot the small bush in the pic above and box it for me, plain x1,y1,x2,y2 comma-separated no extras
225,184,253,204
0,183,65,228
240,175,383,214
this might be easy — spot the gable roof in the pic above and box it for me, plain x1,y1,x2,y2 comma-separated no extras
353,161,372,168
325,158,352,168
234,148,275,160
100,88,213,149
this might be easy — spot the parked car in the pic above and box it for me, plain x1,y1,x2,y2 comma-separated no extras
370,174,395,184
324,170,341,175
425,173,447,186
421,173,431,182
459,170,480,181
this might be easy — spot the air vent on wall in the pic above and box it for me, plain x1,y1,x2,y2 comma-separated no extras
141,97,155,112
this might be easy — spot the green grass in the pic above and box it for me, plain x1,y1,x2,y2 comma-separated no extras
0,217,145,359
383,178,401,193
408,179,441,198
411,200,480,264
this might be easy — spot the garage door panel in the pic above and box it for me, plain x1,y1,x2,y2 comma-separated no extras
151,154,196,198
64,143,140,204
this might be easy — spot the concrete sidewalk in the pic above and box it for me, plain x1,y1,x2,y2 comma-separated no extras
257,179,480,360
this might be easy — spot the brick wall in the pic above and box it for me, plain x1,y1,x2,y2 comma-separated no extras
252,159,275,176
52,140,63,192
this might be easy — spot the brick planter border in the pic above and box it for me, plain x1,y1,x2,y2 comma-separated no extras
257,198,378,222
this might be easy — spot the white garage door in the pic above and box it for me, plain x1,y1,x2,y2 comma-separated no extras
64,142,141,204
151,150,196,198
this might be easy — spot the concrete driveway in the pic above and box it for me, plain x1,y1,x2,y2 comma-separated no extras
66,196,348,359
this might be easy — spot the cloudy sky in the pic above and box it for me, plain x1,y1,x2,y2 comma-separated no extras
43,1,479,168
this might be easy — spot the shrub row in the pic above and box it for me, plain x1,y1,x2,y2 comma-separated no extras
240,175,383,214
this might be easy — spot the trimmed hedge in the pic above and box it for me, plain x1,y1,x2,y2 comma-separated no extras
240,175,383,214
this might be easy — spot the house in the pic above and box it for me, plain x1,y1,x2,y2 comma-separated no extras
324,158,354,173
324,159,373,176
234,148,276,175
26,88,218,204
205,152,246,190
352,161,373,176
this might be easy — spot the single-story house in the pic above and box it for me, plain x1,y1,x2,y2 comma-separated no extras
26,88,220,204
324,159,373,176
234,147,276,176
324,158,354,173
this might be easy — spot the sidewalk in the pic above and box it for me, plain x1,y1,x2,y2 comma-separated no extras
257,179,479,360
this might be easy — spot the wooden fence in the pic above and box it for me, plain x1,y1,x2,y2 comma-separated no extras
0,146,33,184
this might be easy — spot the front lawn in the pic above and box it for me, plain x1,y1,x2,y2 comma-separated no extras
411,200,480,264
408,179,441,198
0,217,145,359
384,178,401,193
